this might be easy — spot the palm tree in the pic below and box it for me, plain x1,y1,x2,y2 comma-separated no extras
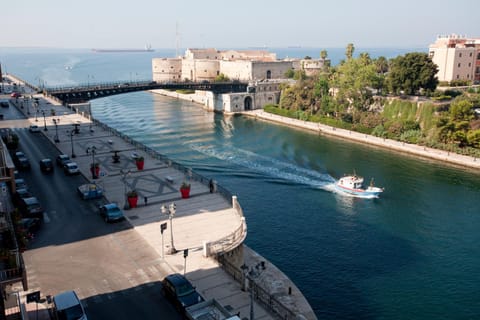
345,43,355,60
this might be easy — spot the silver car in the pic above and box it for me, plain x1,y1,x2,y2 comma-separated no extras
63,162,80,175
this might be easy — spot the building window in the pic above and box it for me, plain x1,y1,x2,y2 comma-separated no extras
470,52,473,57
469,63,472,67
467,74,470,79
459,53,462,58
477,53,480,60
458,63,461,68
456,74,459,79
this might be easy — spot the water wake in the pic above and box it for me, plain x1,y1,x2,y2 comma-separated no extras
190,143,337,191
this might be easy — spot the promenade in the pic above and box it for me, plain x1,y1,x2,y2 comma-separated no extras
245,110,480,170
2,75,317,320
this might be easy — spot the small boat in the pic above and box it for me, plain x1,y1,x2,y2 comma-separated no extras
336,173,383,197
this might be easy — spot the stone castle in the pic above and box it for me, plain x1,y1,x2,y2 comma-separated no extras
151,48,328,113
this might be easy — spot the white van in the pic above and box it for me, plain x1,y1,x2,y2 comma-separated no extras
52,290,88,320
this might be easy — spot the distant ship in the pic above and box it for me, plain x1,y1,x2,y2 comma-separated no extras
92,44,154,53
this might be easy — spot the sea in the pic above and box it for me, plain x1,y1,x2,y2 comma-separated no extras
2,47,480,320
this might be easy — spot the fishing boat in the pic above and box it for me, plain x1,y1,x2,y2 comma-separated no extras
336,173,383,197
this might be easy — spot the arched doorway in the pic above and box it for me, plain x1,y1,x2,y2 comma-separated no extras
266,70,271,79
244,96,253,110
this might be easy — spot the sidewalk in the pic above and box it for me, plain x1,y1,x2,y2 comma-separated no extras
4,77,317,320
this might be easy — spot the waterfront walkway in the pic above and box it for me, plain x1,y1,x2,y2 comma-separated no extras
244,110,480,170
2,76,316,320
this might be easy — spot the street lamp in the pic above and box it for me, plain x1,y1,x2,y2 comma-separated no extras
86,146,98,179
121,169,131,209
41,110,48,131
34,102,38,122
68,130,76,158
161,203,177,254
241,261,266,320
52,118,60,143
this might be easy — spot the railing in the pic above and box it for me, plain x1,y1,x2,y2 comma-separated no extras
216,254,298,320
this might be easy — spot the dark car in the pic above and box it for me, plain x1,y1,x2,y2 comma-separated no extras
14,178,27,190
12,188,33,206
14,152,30,171
18,197,44,219
56,154,71,167
39,158,54,173
162,273,204,312
0,101,9,108
99,203,124,222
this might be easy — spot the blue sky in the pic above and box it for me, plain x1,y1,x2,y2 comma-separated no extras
3,0,479,49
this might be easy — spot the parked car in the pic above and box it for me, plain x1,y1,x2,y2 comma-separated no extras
14,178,27,190
10,92,21,98
14,151,30,171
162,273,204,312
56,154,71,167
98,203,124,222
63,162,80,175
18,197,44,219
39,158,54,173
52,290,88,320
0,101,9,108
29,125,41,133
12,188,33,206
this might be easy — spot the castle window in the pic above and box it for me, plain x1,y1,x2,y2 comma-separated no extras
469,63,472,67
470,52,473,57
458,63,461,68
459,53,462,58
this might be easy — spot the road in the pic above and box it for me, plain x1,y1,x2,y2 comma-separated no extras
3,97,182,319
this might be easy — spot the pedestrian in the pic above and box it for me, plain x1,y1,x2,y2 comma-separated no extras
209,179,214,193
144,196,148,206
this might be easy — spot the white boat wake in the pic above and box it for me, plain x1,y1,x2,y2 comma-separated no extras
190,143,337,191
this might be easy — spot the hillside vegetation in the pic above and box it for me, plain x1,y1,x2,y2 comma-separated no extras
267,44,480,157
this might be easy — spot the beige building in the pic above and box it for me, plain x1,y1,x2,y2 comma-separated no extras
429,34,480,83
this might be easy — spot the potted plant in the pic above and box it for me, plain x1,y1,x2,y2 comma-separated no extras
180,182,191,199
90,162,100,177
127,190,138,208
135,156,144,170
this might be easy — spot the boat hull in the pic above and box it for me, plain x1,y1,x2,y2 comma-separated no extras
335,184,383,197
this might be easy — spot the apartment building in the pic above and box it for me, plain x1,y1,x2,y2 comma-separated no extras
429,34,480,83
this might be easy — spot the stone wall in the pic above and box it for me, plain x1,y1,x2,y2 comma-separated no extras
152,58,182,82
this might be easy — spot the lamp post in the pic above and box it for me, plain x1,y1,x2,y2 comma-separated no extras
34,102,38,122
161,203,177,254
241,261,266,320
86,146,97,179
52,118,60,143
121,169,131,209
68,130,76,158
41,110,48,131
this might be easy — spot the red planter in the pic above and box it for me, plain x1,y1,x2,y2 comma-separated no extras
180,188,190,199
128,196,138,208
90,166,100,178
136,160,144,170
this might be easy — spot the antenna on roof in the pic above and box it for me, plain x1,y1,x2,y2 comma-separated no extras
175,21,180,58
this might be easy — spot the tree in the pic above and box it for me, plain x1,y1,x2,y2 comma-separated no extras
320,50,328,60
387,52,438,95
449,99,474,121
214,73,229,82
345,43,355,60
285,69,295,79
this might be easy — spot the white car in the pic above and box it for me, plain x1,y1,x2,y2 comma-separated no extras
63,162,80,175
29,125,41,133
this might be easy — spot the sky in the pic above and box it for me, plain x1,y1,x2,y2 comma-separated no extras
2,0,479,49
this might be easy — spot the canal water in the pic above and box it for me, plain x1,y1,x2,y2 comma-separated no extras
2,48,480,319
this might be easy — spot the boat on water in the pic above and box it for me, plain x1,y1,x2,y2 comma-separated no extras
336,173,384,197
92,44,154,53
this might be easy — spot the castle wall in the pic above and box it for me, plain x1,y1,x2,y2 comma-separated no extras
152,58,182,82
219,60,253,81
181,59,220,81
251,61,292,80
